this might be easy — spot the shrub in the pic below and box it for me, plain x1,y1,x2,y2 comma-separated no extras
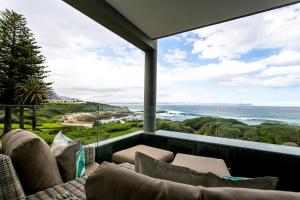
169,123,183,132
103,123,131,133
36,133,54,145
183,117,216,130
197,122,217,136
157,121,171,130
137,122,144,128
218,125,243,139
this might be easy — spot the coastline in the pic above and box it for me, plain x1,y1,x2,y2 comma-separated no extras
119,104,300,126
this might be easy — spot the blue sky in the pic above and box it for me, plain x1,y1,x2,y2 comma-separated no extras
1,0,300,106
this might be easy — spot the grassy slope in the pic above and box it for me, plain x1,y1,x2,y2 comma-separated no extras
0,103,140,145
0,122,142,145
1,104,300,147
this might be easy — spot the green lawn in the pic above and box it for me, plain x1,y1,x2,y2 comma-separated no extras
33,122,142,145
0,123,32,129
0,103,139,145
0,122,142,145
109,127,142,138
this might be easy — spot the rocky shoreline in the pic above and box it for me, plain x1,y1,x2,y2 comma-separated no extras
61,111,143,127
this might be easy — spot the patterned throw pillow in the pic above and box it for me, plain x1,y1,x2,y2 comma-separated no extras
0,154,26,200
221,176,249,181
52,132,86,181
76,145,86,178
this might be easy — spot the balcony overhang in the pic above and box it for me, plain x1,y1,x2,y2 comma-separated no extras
63,0,299,50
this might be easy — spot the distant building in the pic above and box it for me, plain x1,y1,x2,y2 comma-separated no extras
48,99,85,103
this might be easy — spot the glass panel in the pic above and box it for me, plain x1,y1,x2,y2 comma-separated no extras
156,105,218,137
155,4,300,149
215,106,300,147
97,103,143,141
154,104,300,148
0,103,143,146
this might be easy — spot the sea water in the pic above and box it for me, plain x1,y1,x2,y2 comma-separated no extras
123,104,300,126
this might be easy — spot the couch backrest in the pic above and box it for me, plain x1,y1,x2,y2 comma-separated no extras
0,130,95,199
2,129,63,194
85,162,300,200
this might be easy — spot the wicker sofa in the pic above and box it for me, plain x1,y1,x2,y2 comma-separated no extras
25,163,133,200
0,129,98,200
25,144,98,200
1,130,300,200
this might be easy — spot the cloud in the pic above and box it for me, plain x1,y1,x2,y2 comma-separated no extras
1,0,300,105
0,0,145,103
158,4,300,90
159,51,300,88
190,4,300,59
259,65,300,77
158,59,266,86
47,47,145,103
220,75,300,88
164,49,187,64
260,50,300,66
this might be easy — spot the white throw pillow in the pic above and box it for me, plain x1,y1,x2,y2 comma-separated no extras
51,131,73,153
51,131,86,181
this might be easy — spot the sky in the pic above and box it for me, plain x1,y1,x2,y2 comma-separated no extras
0,0,300,106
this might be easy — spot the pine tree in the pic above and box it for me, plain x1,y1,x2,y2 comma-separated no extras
0,9,50,134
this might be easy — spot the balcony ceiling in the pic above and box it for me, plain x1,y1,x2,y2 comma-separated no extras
106,0,299,39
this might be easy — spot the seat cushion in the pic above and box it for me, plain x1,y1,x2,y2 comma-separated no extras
85,162,100,176
2,129,63,194
28,163,137,200
119,162,135,171
112,145,174,164
26,177,86,200
172,153,230,176
85,162,300,200
135,152,278,190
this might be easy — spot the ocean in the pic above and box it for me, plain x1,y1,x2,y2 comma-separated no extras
122,104,300,126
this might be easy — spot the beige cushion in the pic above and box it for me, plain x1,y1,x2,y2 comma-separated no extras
51,134,80,182
135,152,278,190
86,162,100,176
112,144,174,164
85,162,300,200
2,129,63,194
172,153,231,176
